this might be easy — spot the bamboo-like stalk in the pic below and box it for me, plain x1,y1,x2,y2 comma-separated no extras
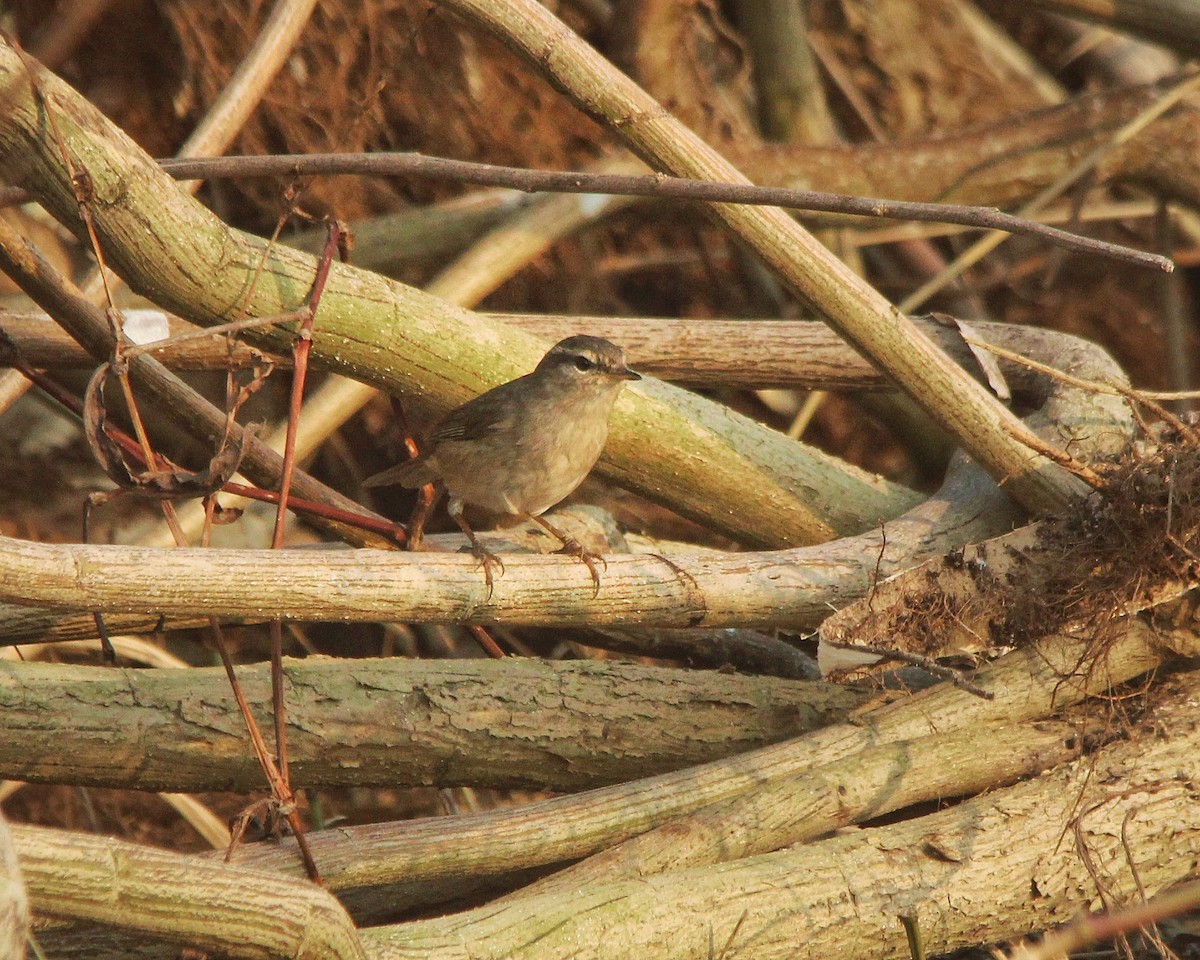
0,330,1133,628
15,823,366,960
0,294,1134,635
498,718,1092,903
24,618,1200,948
0,533,910,627
28,707,1200,960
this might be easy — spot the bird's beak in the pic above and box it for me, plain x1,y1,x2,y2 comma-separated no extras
616,365,641,381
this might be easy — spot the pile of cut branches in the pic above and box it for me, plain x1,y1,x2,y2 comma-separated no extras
1,1,1198,959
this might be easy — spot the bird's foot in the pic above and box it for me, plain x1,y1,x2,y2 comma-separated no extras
555,535,607,597
451,508,504,600
464,540,506,600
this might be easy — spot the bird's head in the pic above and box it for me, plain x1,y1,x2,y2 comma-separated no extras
536,335,641,387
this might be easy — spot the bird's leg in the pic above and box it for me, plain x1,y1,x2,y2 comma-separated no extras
525,513,606,596
448,500,505,599
406,482,442,551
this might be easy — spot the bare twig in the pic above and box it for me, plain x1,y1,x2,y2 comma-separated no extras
256,219,343,882
156,152,1171,272
207,619,321,883
963,334,1200,445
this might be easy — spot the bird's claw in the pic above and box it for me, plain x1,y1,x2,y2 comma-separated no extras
555,535,606,597
465,541,505,601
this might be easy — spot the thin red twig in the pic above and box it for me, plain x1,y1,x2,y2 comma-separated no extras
266,220,344,795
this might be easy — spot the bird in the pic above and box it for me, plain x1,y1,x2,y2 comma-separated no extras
365,335,640,596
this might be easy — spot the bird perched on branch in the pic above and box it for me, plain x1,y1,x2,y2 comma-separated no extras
365,335,640,596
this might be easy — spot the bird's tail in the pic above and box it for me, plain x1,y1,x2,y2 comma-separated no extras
363,457,439,489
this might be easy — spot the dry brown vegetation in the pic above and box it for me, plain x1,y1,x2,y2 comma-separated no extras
1,0,1199,958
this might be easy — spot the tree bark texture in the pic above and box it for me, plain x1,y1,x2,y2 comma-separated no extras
0,657,863,792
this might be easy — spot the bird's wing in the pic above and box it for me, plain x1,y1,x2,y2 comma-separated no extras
428,379,522,444
367,372,533,489
364,378,525,488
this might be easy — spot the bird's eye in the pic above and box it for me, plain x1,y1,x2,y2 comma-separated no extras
573,355,595,372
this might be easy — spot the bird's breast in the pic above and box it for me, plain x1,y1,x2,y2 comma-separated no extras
507,414,608,515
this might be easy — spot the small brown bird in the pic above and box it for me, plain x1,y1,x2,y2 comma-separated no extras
365,336,640,594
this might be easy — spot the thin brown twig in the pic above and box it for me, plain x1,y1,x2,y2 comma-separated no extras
28,61,133,404
221,187,316,811
964,335,1200,445
1125,391,1200,446
997,419,1107,491
228,181,309,334
1005,871,1200,960
903,70,1200,311
468,625,507,658
962,334,1200,400
24,48,188,666
206,614,321,882
150,152,1173,272
223,481,406,543
1,180,355,889
266,219,342,799
201,490,321,882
